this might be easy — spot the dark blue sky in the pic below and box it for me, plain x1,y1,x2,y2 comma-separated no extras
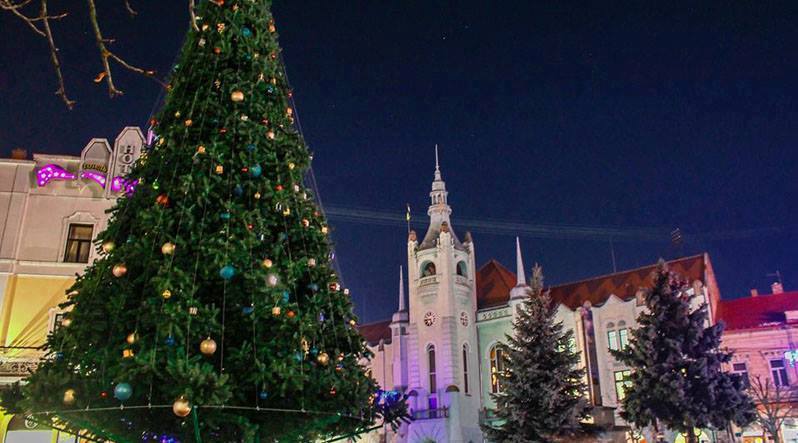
2,1,796,322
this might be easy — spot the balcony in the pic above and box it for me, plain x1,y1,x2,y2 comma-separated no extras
411,407,449,420
419,275,438,287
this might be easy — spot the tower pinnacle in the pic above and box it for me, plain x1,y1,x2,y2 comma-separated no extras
515,237,526,287
398,266,406,312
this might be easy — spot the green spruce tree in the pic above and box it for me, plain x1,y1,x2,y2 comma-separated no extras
611,262,755,443
1,1,405,441
481,265,591,442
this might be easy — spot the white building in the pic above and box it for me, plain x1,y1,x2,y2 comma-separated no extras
0,127,144,382
360,155,723,443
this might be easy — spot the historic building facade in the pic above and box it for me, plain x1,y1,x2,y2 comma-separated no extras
360,157,723,443
0,127,143,389
718,286,798,443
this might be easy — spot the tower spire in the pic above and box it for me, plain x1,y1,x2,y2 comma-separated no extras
515,237,526,286
398,266,406,312
434,144,442,181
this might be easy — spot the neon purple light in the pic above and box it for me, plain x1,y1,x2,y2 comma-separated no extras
111,176,139,195
37,164,76,187
80,171,107,188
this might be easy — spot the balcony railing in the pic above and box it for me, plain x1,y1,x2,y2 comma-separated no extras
411,407,449,420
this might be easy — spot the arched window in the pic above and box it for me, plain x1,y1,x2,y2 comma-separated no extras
490,344,506,393
421,261,437,277
456,261,468,277
462,344,470,394
428,345,437,393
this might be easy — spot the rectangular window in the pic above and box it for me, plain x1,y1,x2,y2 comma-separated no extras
618,329,629,350
614,370,632,402
732,362,750,388
607,330,619,351
771,359,789,387
63,224,93,263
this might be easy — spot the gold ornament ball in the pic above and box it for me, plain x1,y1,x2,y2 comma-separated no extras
173,396,192,417
101,241,115,254
254,192,261,200
200,337,217,356
317,352,330,366
126,332,138,345
112,264,127,278
61,318,72,327
230,90,245,102
215,165,224,175
271,306,281,316
197,145,206,155
307,258,316,268
123,349,135,358
162,289,172,299
161,242,176,255
321,226,329,235
261,258,273,269
63,389,77,406
266,130,275,140
288,162,296,170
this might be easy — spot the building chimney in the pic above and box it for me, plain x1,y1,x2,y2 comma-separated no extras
772,282,784,295
750,289,759,298
10,148,28,160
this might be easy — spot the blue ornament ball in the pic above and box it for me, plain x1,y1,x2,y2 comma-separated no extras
308,283,319,292
165,335,176,346
220,212,231,220
293,352,303,362
233,185,244,197
114,382,133,401
219,265,236,280
282,290,290,303
310,347,318,356
249,164,262,178
242,27,252,37
246,143,256,152
259,391,269,400
242,305,254,315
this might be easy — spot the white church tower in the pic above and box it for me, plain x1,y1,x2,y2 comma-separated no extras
403,147,482,442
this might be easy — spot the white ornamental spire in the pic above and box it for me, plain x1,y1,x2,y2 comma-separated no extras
434,144,442,181
515,237,526,287
398,266,406,312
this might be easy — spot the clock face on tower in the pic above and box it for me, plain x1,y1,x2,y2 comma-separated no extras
423,311,437,327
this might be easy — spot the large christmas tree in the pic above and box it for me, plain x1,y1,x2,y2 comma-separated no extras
481,265,591,442
611,263,754,443
2,1,404,441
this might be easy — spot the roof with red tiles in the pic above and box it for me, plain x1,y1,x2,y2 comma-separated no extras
476,260,518,310
358,319,392,346
717,291,798,331
476,254,710,311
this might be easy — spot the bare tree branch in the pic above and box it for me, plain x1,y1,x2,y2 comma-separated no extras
86,0,161,97
123,0,136,16
188,0,199,31
39,0,75,108
749,374,797,443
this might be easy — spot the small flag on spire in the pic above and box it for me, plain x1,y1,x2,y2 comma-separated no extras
406,203,411,222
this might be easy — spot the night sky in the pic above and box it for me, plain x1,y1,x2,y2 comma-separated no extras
2,1,797,323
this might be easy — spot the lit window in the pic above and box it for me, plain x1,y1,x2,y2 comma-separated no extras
618,329,629,350
770,359,789,387
732,362,749,388
463,345,469,394
607,330,619,351
64,224,93,263
428,346,437,393
614,370,632,401
421,261,436,277
490,345,506,393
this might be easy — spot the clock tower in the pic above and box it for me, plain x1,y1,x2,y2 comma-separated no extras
404,147,482,442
